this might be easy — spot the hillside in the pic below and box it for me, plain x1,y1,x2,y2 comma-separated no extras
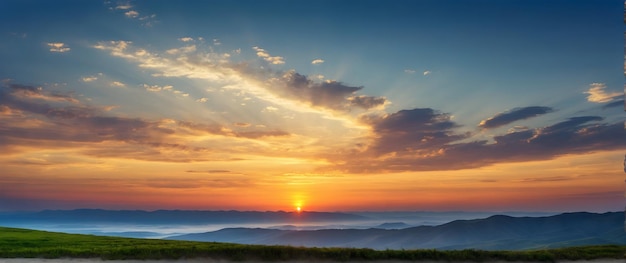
0,226,625,261
168,212,626,250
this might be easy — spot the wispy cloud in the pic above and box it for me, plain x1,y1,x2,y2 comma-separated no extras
478,106,554,129
106,1,156,27
0,82,297,163
179,37,194,42
584,83,621,103
93,41,386,115
311,59,324,65
423,70,431,76
81,76,98,82
125,10,139,18
143,84,172,92
46,42,70,53
115,4,133,10
110,81,126,87
267,71,388,111
403,69,416,74
252,46,285,65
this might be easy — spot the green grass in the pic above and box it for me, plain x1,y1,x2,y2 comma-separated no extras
0,226,624,261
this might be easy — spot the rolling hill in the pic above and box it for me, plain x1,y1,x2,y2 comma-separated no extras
168,212,626,250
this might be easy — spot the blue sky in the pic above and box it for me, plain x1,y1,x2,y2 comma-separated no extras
0,0,623,211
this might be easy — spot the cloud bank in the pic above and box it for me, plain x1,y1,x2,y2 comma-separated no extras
332,108,624,172
479,106,554,129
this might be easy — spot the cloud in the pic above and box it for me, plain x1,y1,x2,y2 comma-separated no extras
234,122,251,127
5,83,78,103
584,83,621,103
0,84,172,146
0,82,291,163
143,84,172,92
92,41,389,115
115,4,133,10
110,81,126,87
311,59,324,65
478,106,554,129
46,42,70,53
93,40,234,81
403,69,416,74
179,37,194,42
264,106,279,112
196,97,208,103
267,71,388,111
348,95,388,109
423,70,431,76
252,46,285,65
106,1,157,27
602,99,624,109
177,120,290,139
333,109,625,172
81,76,98,82
125,10,139,18
359,108,467,156
520,176,573,183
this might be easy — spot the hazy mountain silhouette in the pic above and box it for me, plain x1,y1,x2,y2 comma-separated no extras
0,209,367,224
167,212,626,250
375,222,412,229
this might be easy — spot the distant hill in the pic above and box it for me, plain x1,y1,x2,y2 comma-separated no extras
0,209,368,225
167,212,626,250
375,222,412,229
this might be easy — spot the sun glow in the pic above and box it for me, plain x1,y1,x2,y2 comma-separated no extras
296,206,301,212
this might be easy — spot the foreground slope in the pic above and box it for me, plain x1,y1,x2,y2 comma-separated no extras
169,212,626,250
0,227,625,261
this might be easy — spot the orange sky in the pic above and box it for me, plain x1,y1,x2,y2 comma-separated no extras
0,1,624,212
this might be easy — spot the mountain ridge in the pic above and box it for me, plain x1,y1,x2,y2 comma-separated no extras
0,209,368,224
167,211,626,250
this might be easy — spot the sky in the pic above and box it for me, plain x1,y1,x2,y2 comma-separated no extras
0,0,624,212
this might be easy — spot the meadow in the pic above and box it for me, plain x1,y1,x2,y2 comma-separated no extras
0,227,624,262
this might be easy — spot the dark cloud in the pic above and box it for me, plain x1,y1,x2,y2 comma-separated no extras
270,71,389,111
7,83,78,103
0,84,170,144
334,108,626,172
601,99,624,110
540,116,602,134
479,106,554,129
0,83,288,163
349,95,387,109
361,108,468,156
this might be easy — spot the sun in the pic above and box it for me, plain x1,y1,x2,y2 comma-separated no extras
296,206,302,213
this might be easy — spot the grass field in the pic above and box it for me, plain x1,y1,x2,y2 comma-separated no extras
0,227,624,261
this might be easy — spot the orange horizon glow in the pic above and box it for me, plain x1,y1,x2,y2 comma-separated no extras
0,150,622,212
